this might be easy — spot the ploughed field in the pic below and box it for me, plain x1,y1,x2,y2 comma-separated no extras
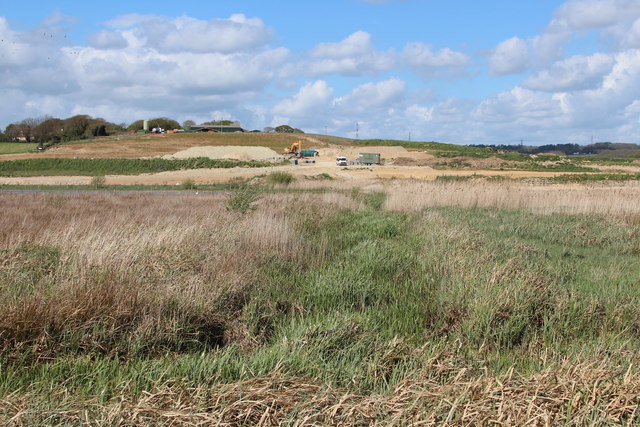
1,185,640,425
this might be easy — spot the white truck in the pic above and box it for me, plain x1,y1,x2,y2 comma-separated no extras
336,156,348,166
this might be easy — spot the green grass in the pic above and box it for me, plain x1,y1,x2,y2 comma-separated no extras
0,157,280,176
1,196,640,422
497,161,596,172
266,171,295,185
0,142,39,154
549,172,640,182
353,138,492,153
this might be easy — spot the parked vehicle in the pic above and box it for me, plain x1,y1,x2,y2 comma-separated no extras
358,153,381,165
336,156,348,166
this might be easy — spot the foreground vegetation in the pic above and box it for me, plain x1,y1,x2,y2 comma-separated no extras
1,187,639,424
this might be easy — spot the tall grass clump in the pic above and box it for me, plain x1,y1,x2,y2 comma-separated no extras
266,171,295,186
225,184,261,214
90,175,106,188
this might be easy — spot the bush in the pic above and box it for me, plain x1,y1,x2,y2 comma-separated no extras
90,175,106,189
180,179,197,190
225,185,261,214
267,171,295,186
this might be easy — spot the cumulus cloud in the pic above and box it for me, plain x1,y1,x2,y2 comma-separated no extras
0,13,288,128
487,37,530,76
273,80,333,120
402,42,470,77
523,53,614,92
551,0,640,32
333,78,406,114
87,30,128,49
298,31,395,76
104,13,274,53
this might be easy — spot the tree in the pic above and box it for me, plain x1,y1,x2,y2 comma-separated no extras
202,119,237,126
9,117,48,142
149,117,180,130
275,125,295,133
263,126,275,133
182,120,196,130
33,118,64,143
127,120,144,131
63,115,91,140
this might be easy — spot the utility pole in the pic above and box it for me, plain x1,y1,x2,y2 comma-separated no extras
355,121,359,139
408,131,411,142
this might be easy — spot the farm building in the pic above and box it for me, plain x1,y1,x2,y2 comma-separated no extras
190,125,245,133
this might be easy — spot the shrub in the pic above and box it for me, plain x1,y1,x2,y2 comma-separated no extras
90,175,106,189
225,185,261,214
267,171,295,186
181,179,197,190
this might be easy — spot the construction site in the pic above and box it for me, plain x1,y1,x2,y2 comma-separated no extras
2,131,637,186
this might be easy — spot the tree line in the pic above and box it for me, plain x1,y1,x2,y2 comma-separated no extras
0,115,126,144
1,115,305,145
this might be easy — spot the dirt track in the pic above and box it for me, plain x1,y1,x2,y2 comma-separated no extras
0,163,583,186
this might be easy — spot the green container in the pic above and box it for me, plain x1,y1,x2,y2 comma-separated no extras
358,153,381,165
300,149,319,157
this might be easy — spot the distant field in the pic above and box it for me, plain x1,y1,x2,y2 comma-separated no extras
0,142,38,154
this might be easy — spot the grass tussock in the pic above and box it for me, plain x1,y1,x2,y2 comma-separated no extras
1,188,639,424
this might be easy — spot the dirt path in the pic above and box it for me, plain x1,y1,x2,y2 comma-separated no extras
0,164,584,186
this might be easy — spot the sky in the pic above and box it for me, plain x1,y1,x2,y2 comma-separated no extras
1,0,640,145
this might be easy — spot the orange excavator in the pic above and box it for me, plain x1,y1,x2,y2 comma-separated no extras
284,140,302,157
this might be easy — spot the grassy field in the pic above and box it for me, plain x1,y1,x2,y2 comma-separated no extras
0,157,278,176
1,185,639,424
0,142,38,154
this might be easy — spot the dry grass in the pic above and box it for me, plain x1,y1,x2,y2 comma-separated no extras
0,191,355,360
289,178,640,220
381,180,640,220
2,356,638,425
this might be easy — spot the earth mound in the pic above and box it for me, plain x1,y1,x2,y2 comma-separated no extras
163,146,279,161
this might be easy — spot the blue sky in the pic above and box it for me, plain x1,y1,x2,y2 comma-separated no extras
1,0,640,144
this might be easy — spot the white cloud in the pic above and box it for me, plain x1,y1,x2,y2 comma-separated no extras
523,53,614,92
474,87,564,126
402,42,470,77
487,37,530,76
552,0,640,32
311,31,372,58
299,31,395,76
105,14,274,53
87,30,128,49
0,13,289,129
273,80,333,120
333,78,406,113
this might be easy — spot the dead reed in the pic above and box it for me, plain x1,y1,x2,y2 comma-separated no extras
2,356,638,425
